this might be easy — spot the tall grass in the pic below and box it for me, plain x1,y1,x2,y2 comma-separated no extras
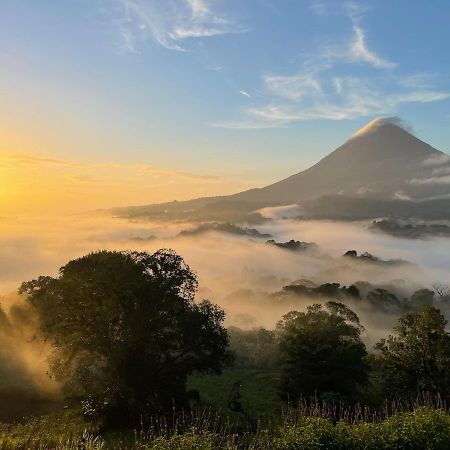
281,391,448,425
0,397,449,449
0,410,103,450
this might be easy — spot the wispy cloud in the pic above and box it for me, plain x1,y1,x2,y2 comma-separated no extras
138,164,221,181
422,153,450,167
310,1,369,19
409,153,450,185
239,90,251,98
315,23,396,71
214,3,449,129
264,73,322,100
0,152,227,184
111,0,245,52
215,75,449,129
186,0,209,18
349,25,396,69
409,175,450,185
1,154,87,168
210,120,285,130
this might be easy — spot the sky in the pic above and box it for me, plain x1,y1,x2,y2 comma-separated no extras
1,0,450,214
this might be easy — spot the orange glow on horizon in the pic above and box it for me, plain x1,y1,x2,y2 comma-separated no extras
0,144,257,215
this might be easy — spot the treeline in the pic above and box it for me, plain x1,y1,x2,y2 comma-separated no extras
2,248,450,431
230,302,450,407
274,278,450,315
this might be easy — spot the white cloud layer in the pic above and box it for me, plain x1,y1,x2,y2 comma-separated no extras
409,176,450,185
422,154,450,167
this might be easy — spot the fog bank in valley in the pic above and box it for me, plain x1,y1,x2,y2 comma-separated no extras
0,211,449,406
0,213,448,308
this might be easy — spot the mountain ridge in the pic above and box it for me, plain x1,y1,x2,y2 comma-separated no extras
229,118,446,204
112,118,450,221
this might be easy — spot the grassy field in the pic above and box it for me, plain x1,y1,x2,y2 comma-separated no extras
1,370,450,449
1,406,450,449
0,368,284,449
187,368,284,422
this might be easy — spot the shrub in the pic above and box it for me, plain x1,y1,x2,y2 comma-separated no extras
261,407,450,450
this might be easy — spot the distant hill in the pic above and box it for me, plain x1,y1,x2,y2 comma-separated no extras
112,118,450,222
177,222,272,238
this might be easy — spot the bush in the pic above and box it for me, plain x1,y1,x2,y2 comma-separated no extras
261,407,450,450
262,417,351,450
353,407,450,450
142,429,237,450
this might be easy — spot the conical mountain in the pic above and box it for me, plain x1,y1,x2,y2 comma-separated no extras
232,118,448,203
115,118,450,221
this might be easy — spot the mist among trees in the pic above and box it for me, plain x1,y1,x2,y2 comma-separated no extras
0,248,449,448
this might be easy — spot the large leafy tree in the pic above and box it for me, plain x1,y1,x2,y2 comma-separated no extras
20,249,232,424
277,302,368,402
374,305,450,399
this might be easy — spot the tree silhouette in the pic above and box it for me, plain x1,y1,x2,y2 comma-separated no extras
375,305,450,400
276,302,368,403
20,249,233,425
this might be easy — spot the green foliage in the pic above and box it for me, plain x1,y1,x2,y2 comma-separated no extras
2,407,450,449
278,279,443,316
141,429,237,450
19,250,233,425
261,407,450,450
261,417,351,449
178,222,272,239
367,289,402,313
411,289,435,308
277,302,368,402
352,407,450,450
374,305,450,399
228,327,278,369
0,410,103,450
280,282,360,301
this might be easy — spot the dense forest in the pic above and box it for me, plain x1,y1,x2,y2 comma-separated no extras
1,248,450,449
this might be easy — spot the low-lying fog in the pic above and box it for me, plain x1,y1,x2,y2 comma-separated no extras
1,208,450,406
1,210,449,323
1,212,448,288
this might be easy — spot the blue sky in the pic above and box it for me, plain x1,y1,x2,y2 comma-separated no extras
1,0,450,212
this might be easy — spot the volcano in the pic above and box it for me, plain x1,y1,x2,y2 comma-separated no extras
114,118,450,221
231,118,449,204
